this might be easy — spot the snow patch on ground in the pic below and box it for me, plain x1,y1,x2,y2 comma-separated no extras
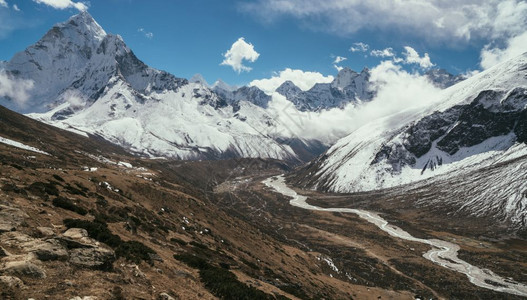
0,136,50,156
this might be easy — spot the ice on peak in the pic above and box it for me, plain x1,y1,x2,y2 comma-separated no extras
62,11,107,42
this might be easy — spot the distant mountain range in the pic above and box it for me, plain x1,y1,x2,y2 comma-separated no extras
0,12,326,161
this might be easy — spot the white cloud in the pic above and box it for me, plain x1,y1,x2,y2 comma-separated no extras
220,37,260,73
265,61,442,144
249,68,333,93
370,48,395,58
0,0,7,8
334,65,343,72
402,46,434,69
241,0,527,44
333,56,347,64
0,71,34,107
61,89,85,109
12,4,20,11
368,61,442,111
33,0,87,11
138,28,154,39
480,31,527,69
350,42,369,52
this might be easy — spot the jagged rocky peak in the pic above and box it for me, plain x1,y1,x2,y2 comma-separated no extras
275,67,373,111
277,80,300,91
234,86,272,108
331,67,358,89
330,67,370,89
276,80,302,99
213,84,271,108
38,11,106,51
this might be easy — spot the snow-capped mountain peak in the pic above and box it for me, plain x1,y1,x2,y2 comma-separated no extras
276,80,302,100
4,12,110,113
64,11,107,42
2,12,325,162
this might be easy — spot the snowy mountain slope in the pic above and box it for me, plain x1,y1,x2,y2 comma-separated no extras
294,52,527,193
409,144,527,230
30,80,300,160
276,67,373,111
1,12,325,161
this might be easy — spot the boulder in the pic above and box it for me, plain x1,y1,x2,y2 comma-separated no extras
25,239,68,261
36,226,55,237
63,228,88,239
1,232,68,261
69,247,115,270
59,228,99,249
0,206,29,232
2,260,46,278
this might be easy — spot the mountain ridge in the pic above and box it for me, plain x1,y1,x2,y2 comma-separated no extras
289,51,527,228
2,12,326,162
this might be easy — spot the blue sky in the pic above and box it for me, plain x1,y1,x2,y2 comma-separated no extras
0,0,526,87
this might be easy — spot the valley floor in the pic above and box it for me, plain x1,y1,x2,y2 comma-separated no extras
0,122,526,299
214,170,527,299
